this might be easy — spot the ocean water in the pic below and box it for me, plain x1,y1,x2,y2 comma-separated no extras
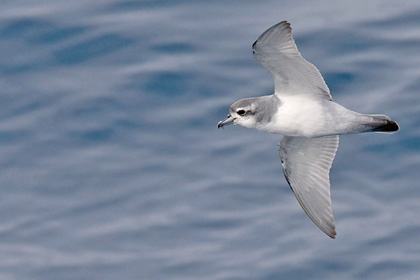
1,1,419,279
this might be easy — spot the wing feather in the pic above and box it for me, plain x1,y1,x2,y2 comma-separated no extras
278,135,339,238
253,21,332,100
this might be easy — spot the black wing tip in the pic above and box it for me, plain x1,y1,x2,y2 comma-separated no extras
279,20,290,26
252,39,257,49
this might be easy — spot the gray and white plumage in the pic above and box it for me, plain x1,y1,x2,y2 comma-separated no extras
279,135,338,238
252,21,332,100
218,21,399,238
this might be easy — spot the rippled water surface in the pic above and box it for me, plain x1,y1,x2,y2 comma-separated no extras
1,1,419,279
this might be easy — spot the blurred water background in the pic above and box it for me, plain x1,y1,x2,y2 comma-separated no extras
0,0,419,279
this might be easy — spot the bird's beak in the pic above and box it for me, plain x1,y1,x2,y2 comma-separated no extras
218,114,235,129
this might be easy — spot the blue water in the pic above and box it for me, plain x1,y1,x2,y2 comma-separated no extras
1,1,419,279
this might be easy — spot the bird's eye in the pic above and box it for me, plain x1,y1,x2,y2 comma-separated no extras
236,109,246,116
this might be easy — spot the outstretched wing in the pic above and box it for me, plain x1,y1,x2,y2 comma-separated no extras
253,21,332,100
278,135,339,238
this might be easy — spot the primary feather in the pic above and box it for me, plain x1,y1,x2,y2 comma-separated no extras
253,21,332,100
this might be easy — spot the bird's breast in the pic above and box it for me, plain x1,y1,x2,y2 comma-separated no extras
259,96,329,137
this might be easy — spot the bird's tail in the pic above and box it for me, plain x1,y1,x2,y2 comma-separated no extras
366,114,399,133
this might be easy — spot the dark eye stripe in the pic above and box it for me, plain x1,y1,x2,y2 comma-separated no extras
236,109,246,116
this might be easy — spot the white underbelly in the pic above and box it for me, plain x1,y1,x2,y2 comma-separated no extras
258,96,352,137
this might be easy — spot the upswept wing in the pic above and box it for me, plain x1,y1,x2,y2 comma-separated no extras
278,135,339,238
253,21,332,100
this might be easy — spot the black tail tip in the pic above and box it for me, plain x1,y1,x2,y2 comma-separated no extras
374,120,399,132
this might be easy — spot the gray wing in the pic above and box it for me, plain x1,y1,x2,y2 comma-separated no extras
253,21,332,100
278,135,339,238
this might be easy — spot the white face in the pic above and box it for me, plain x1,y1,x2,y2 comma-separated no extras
231,104,258,129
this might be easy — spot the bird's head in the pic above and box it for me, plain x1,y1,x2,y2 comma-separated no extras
217,98,260,129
